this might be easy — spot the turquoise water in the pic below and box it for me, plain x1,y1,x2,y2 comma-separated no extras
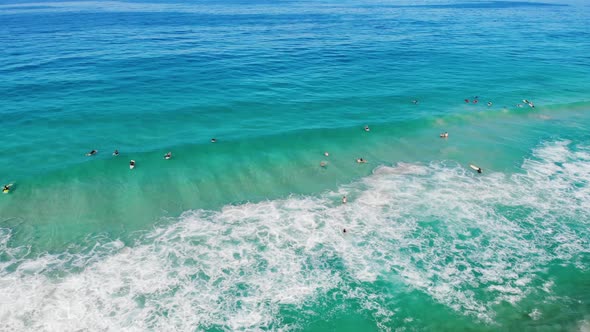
1,0,590,330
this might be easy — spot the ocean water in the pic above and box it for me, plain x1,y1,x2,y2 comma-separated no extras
1,0,590,330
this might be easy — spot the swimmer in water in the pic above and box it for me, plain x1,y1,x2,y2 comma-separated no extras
211,138,217,143
465,99,470,103
164,152,172,160
343,228,347,233
472,99,479,104
113,149,119,156
364,125,370,132
86,149,97,156
342,196,347,204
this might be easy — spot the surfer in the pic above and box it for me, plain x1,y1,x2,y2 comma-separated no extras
211,138,217,143
364,125,370,132
129,160,135,169
164,152,172,160
470,164,483,173
320,161,327,167
440,132,449,138
342,196,347,204
343,228,347,233
356,158,367,163
412,99,419,104
324,151,329,157
464,99,470,103
487,101,492,107
86,149,97,156
113,149,119,156
3,185,10,193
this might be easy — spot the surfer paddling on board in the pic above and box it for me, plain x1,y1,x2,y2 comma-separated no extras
3,184,11,193
113,149,119,156
356,158,367,163
164,152,172,160
440,132,449,138
86,149,97,156
129,160,136,169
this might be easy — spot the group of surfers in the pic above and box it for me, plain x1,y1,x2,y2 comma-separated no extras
7,95,536,194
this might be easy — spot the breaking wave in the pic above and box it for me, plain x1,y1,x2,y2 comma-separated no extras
1,140,589,331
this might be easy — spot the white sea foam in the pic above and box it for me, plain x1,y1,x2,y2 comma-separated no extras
1,140,590,330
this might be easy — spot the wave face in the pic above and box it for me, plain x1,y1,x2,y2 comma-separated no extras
1,140,590,331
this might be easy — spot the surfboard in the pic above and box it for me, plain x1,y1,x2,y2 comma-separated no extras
470,164,480,171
